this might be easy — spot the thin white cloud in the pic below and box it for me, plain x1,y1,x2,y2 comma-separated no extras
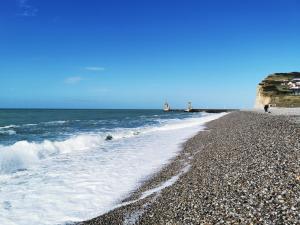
17,0,38,17
85,67,105,71
65,76,83,84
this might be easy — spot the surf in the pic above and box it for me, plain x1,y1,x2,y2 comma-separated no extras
0,111,226,225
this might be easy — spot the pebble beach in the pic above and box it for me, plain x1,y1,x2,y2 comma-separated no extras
79,110,300,225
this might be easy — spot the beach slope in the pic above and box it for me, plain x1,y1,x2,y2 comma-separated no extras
79,111,300,224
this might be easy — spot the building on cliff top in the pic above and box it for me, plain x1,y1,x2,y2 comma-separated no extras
255,72,300,108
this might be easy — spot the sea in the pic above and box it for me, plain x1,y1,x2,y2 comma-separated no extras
0,109,225,225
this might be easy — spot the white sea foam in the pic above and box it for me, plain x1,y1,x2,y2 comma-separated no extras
0,134,106,174
23,123,38,126
0,125,19,129
122,165,191,225
0,130,16,135
0,113,226,225
135,164,191,202
0,125,18,136
43,120,68,125
0,114,224,175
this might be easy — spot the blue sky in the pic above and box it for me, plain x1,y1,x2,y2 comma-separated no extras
0,0,300,109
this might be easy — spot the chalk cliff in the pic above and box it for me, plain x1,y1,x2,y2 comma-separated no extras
254,72,300,108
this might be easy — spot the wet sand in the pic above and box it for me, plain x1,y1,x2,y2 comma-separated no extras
78,111,300,225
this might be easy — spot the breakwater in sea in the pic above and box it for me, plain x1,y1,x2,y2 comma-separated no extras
166,108,238,113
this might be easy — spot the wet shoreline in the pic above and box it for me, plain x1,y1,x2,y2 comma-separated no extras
78,111,300,225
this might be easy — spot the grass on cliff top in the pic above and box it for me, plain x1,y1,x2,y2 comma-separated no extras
267,72,300,81
260,72,300,95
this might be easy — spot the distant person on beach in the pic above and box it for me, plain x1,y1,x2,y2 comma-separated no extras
264,104,269,113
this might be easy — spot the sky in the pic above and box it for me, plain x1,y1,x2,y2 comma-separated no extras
0,0,300,109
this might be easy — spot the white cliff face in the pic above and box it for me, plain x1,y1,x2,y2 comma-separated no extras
254,73,300,108
254,86,271,109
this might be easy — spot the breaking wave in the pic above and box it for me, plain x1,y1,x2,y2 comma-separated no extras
0,125,19,129
0,113,225,174
0,130,16,135
0,112,227,225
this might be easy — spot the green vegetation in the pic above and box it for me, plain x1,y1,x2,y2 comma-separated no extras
257,72,300,107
